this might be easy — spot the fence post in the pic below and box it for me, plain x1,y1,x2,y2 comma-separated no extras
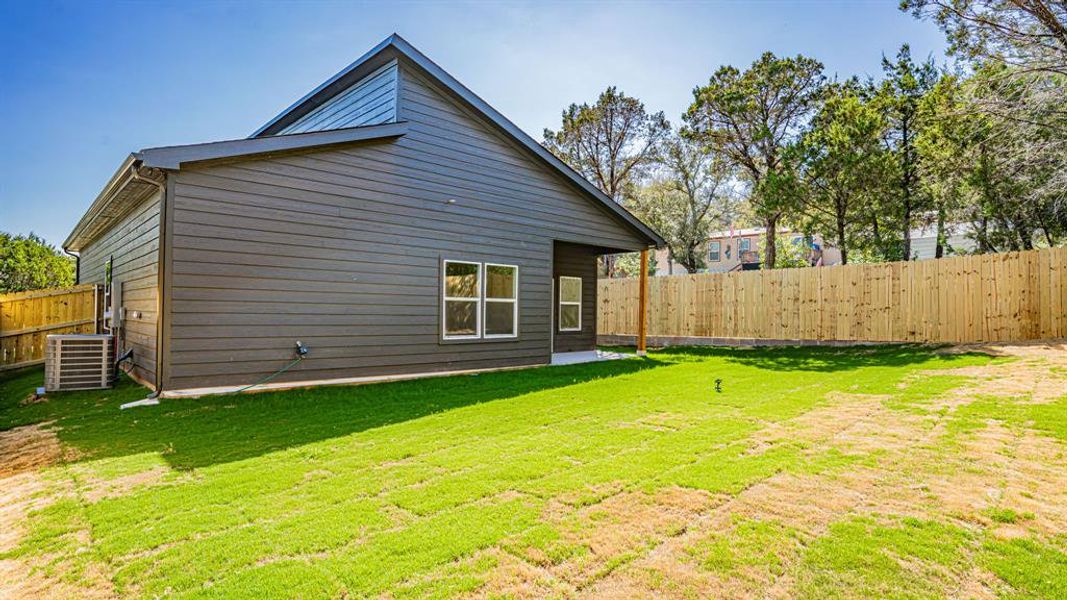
637,248,649,355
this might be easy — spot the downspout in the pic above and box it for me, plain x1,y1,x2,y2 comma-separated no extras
129,164,168,400
62,248,80,285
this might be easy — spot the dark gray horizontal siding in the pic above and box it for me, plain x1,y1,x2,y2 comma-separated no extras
173,155,639,247
396,66,647,251
172,210,545,264
553,242,598,353
78,191,161,387
279,62,398,134
163,62,645,389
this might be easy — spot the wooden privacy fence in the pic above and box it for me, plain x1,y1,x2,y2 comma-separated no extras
0,284,100,370
599,247,1067,345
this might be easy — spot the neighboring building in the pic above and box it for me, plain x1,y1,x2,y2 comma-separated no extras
654,221,978,275
63,34,663,394
654,228,842,275
909,222,976,259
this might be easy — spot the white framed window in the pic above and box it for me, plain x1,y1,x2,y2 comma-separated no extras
442,260,519,340
442,260,481,339
709,241,721,262
558,276,582,332
484,263,518,338
739,238,751,252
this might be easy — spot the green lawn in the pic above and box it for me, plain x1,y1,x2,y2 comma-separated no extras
1,345,1066,598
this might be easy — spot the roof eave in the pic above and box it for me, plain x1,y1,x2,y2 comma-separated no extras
137,122,408,170
63,154,139,252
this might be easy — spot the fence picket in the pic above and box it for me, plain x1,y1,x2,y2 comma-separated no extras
600,248,1067,344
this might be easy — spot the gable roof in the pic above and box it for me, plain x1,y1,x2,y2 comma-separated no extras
252,34,665,248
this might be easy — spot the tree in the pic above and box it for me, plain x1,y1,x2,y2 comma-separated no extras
628,136,735,273
905,0,1067,248
902,0,1067,75
542,86,671,202
875,45,940,260
614,251,657,278
685,52,825,268
793,81,890,264
916,74,974,257
0,232,75,293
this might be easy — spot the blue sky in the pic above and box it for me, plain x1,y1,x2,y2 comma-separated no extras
0,1,947,247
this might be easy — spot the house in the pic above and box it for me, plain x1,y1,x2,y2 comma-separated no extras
62,34,663,395
654,228,841,275
908,222,976,259
654,221,978,275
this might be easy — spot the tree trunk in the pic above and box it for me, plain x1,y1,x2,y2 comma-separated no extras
764,214,778,269
935,207,946,259
872,214,884,259
976,216,991,253
836,214,848,265
901,117,913,261
1017,222,1034,251
902,200,912,261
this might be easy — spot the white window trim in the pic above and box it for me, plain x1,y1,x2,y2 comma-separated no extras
442,260,482,340
709,241,721,262
558,276,582,332
739,238,751,252
483,263,519,339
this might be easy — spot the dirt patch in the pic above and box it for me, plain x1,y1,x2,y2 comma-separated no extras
465,548,572,599
0,425,115,599
934,341,1067,404
752,392,915,455
518,487,719,592
0,423,67,479
80,467,171,503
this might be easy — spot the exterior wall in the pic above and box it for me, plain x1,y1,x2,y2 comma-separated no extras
279,61,398,134
162,62,646,389
552,242,598,353
910,226,977,260
78,191,162,387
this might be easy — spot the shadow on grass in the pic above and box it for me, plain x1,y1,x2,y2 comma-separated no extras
0,357,663,471
628,343,988,372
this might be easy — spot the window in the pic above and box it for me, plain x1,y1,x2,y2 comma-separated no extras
709,241,721,262
739,238,751,252
558,276,582,332
443,260,480,339
442,260,519,340
484,264,518,338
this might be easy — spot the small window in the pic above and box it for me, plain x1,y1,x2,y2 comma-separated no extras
484,264,518,338
443,260,481,339
558,276,582,332
739,238,751,252
709,241,721,262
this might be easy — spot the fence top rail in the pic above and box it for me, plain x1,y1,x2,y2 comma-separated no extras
0,284,98,303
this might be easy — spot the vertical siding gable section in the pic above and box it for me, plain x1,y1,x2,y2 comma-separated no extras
279,61,398,135
395,64,648,252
